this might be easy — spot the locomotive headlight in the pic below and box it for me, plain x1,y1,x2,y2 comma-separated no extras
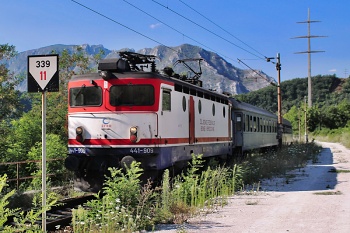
130,126,137,134
76,126,85,143
76,126,84,135
130,126,138,143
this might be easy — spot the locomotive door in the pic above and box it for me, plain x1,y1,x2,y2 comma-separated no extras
189,96,195,144
234,112,243,146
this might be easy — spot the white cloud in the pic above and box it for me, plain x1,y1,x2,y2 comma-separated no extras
150,23,162,29
329,69,337,73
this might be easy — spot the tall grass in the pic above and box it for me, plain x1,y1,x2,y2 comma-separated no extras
72,162,155,232
313,127,350,149
240,142,321,184
0,174,58,232
71,155,246,231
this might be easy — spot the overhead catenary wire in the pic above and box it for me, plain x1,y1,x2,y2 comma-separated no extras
151,0,265,60
70,0,234,75
70,0,179,55
178,0,267,60
237,58,276,86
122,0,236,63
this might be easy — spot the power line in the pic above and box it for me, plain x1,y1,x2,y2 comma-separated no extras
178,0,266,59
151,0,264,60
70,0,179,55
70,0,239,76
237,58,276,86
122,0,236,63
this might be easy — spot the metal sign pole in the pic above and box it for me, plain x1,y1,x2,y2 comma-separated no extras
42,91,47,232
27,54,59,232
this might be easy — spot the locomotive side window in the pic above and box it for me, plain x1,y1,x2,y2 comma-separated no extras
110,85,154,106
198,99,202,114
162,90,171,111
182,96,187,112
70,86,102,106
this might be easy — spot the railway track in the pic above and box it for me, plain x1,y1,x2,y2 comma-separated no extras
5,194,96,232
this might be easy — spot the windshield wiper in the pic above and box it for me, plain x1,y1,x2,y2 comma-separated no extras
75,84,86,100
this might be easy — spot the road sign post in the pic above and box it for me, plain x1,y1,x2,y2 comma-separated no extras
27,54,59,232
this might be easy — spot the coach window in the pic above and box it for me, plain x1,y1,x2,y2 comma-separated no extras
250,115,253,132
162,89,171,111
243,114,246,131
253,116,257,132
260,118,263,132
274,122,277,132
236,114,242,131
223,106,226,118
263,119,266,132
245,115,249,132
212,103,215,116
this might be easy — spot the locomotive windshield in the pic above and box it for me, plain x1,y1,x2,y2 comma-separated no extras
69,86,102,106
110,85,154,106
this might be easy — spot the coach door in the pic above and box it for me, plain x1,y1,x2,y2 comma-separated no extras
189,96,195,144
234,112,243,146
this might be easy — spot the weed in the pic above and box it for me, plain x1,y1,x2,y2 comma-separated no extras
245,199,260,205
313,191,342,195
329,168,350,173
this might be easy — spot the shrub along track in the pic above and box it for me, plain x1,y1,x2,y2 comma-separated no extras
6,195,96,232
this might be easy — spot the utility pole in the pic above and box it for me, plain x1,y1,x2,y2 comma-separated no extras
266,53,282,147
304,96,308,142
292,8,326,107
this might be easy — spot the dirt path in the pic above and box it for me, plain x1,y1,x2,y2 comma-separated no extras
155,141,350,233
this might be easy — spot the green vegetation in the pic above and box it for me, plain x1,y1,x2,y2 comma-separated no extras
313,191,342,195
0,174,58,232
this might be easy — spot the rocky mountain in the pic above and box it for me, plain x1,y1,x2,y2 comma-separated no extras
4,43,275,95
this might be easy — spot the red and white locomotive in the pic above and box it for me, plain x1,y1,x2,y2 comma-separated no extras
64,52,292,191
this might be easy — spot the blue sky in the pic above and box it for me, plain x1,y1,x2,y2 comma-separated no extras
1,0,350,81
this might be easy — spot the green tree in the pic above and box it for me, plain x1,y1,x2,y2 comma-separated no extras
27,134,67,185
0,44,24,121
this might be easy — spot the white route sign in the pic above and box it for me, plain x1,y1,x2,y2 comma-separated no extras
28,54,59,92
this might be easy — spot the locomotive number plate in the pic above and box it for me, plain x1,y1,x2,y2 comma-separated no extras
130,148,154,154
69,147,86,154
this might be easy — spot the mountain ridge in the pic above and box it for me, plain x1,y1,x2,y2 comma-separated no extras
4,43,275,94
